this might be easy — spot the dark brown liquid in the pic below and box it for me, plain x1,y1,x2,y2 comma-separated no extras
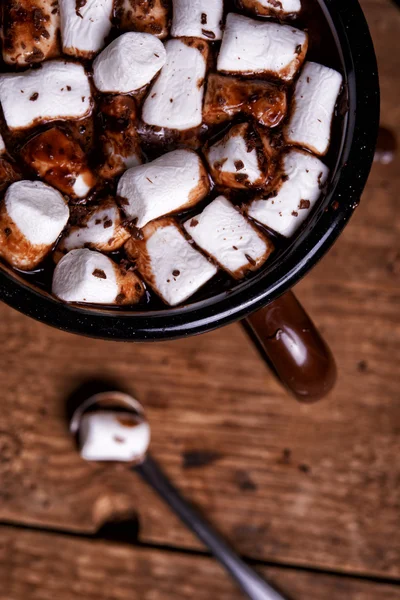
0,0,346,310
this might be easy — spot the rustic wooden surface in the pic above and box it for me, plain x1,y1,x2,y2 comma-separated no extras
0,0,399,597
2,526,400,600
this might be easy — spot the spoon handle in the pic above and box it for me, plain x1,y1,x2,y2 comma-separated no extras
135,455,287,600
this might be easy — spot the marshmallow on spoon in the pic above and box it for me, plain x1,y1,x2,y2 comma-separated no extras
21,127,97,199
55,199,130,260
248,149,329,238
217,13,307,83
142,38,208,131
206,123,274,190
117,149,209,227
1,0,60,66
285,62,343,156
203,74,287,128
59,0,113,58
171,0,223,41
98,96,143,180
185,196,273,279
125,218,217,306
52,248,145,305
93,33,166,94
0,181,69,270
238,0,301,17
0,61,92,131
79,411,151,462
118,0,170,39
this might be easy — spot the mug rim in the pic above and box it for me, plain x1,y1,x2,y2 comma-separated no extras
0,0,380,341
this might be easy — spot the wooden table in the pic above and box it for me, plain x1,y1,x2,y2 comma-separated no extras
1,1,400,598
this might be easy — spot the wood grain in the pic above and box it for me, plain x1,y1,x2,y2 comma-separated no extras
0,0,399,584
1,526,400,600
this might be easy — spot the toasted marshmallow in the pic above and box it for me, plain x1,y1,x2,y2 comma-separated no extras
1,0,60,65
52,248,145,305
142,38,208,131
125,218,217,306
203,74,287,128
93,33,166,94
171,0,223,41
239,0,301,17
248,150,329,237
185,196,273,279
55,199,130,260
0,181,69,270
98,96,143,180
285,62,343,156
118,0,169,39
117,149,209,228
0,61,92,131
217,14,307,82
59,0,113,58
79,411,150,462
0,159,21,192
21,127,96,199
206,123,274,189
0,135,5,156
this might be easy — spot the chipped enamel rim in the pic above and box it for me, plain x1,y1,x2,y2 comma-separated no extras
0,0,380,341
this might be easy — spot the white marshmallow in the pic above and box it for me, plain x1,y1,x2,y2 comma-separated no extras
248,150,329,238
1,0,60,65
93,33,166,94
52,248,145,305
0,181,69,270
0,135,5,155
142,38,208,131
286,62,343,156
125,219,218,306
59,0,113,57
217,13,307,82
206,123,267,189
240,0,301,16
0,61,92,131
185,196,273,279
117,149,209,227
79,411,150,462
171,0,223,41
56,199,129,257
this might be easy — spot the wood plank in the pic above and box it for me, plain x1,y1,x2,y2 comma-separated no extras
0,0,399,581
1,526,400,600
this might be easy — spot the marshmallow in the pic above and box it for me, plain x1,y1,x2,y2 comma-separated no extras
285,62,343,156
93,33,166,94
21,127,96,199
118,0,169,39
0,181,69,270
79,411,150,462
1,0,60,65
0,159,21,192
171,0,223,41
217,13,308,82
59,0,113,58
125,218,217,306
0,135,6,156
203,74,287,128
248,150,329,237
206,123,274,189
55,199,130,260
98,96,143,180
185,196,273,279
0,61,92,131
239,0,301,17
117,149,210,227
52,248,145,305
142,38,208,131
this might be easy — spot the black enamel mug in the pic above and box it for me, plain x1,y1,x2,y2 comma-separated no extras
0,0,380,401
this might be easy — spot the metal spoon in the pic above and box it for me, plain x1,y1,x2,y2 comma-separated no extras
70,392,288,600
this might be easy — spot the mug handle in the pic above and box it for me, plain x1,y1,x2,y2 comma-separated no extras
243,291,337,402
